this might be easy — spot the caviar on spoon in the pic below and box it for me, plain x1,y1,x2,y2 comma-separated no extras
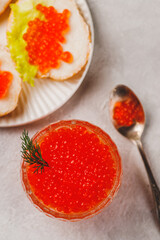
109,84,160,223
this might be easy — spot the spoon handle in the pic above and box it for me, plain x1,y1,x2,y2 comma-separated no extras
135,140,160,222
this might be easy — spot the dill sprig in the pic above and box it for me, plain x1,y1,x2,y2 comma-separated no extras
21,130,49,173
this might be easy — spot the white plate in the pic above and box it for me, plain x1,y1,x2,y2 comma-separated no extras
0,0,94,127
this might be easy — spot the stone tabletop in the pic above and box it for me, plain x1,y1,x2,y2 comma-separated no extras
0,0,160,239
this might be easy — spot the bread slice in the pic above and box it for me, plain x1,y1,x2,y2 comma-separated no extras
0,47,21,117
8,0,91,81
0,0,12,16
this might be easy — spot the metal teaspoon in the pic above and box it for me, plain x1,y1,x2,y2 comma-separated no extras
109,84,160,223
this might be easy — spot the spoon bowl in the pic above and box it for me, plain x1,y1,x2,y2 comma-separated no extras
109,84,160,224
109,85,145,141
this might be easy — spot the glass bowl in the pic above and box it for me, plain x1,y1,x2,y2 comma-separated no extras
21,120,122,221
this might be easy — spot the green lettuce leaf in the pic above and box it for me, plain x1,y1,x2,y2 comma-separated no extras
7,0,50,86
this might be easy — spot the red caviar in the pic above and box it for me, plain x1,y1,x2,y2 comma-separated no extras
113,98,144,127
22,120,122,220
23,4,73,74
0,63,13,99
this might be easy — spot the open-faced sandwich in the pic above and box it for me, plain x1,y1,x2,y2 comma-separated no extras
0,0,12,16
7,0,91,86
0,46,21,117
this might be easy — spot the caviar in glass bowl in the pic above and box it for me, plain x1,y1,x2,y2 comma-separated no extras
21,120,122,221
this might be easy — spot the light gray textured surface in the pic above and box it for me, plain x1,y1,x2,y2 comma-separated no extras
0,0,160,239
